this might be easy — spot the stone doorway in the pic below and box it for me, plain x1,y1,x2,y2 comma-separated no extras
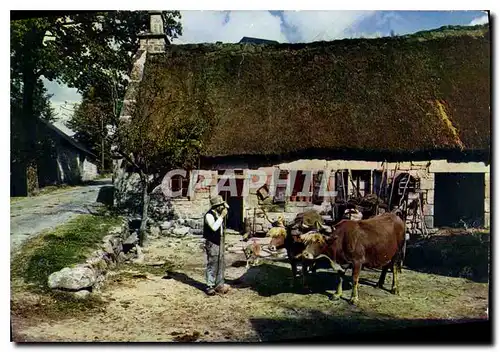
217,170,244,233
434,173,485,228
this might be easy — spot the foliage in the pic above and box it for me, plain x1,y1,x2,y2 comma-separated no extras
112,61,218,245
11,11,182,95
10,11,182,177
10,78,55,122
405,232,490,283
115,64,217,178
67,98,113,172
10,78,56,165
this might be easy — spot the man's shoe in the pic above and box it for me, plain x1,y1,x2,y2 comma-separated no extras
206,287,216,296
215,284,230,294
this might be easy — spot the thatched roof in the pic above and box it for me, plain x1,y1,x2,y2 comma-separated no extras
140,25,490,163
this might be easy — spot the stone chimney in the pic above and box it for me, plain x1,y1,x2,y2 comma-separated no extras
139,10,169,53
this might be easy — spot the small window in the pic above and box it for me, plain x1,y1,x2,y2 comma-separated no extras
373,170,387,198
312,171,324,205
273,170,288,204
171,172,190,198
291,170,311,201
335,170,349,202
351,170,371,197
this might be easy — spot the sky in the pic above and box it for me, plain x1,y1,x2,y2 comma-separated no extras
46,10,489,135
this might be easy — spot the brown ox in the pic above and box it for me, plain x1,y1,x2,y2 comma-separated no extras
342,207,363,221
300,212,406,304
267,210,341,283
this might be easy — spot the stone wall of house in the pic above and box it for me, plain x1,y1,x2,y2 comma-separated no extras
81,157,98,181
485,172,490,228
115,158,490,236
56,147,81,185
243,187,331,235
240,159,490,233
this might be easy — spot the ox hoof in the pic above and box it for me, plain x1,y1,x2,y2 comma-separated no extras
330,293,342,301
390,288,400,295
349,297,359,305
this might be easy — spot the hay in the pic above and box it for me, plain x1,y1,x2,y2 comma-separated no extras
267,227,287,238
142,25,490,158
300,231,326,245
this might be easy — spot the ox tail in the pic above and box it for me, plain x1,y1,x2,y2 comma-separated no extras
398,240,406,273
397,231,408,274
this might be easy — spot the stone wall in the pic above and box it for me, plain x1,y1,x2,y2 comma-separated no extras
81,157,98,181
485,172,490,228
47,218,142,298
56,146,81,185
115,156,490,235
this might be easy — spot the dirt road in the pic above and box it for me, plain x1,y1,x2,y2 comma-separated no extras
11,234,489,342
10,179,112,252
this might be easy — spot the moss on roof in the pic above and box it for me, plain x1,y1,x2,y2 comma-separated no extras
140,25,490,160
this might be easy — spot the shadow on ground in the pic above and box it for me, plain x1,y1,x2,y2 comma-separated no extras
167,259,396,299
163,271,207,293
84,179,112,186
249,308,491,343
405,233,490,283
96,186,114,206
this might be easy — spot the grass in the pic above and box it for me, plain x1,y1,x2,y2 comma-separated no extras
115,261,175,278
11,290,107,323
95,173,113,180
10,197,24,204
11,232,489,342
36,184,77,196
11,213,123,292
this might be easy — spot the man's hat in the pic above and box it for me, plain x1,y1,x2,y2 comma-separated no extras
210,195,229,209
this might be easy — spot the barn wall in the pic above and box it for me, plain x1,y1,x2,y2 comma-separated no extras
426,160,489,229
55,146,82,185
81,157,98,181
115,157,490,231
485,172,490,228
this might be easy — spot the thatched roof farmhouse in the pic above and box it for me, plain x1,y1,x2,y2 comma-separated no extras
115,14,490,233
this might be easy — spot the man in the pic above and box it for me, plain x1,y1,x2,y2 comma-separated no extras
203,195,231,296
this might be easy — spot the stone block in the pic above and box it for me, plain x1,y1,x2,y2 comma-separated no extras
129,51,146,80
101,241,114,255
423,204,434,216
149,226,161,238
190,229,203,236
185,218,203,229
426,190,435,205
172,226,190,237
485,180,490,198
424,215,434,229
72,290,91,299
48,265,97,290
484,199,490,213
484,213,490,228
419,176,435,190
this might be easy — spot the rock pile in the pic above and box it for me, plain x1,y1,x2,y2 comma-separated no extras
149,215,205,239
47,219,144,298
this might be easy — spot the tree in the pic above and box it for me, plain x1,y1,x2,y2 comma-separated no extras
67,90,114,173
10,11,182,193
10,77,55,166
111,64,218,246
